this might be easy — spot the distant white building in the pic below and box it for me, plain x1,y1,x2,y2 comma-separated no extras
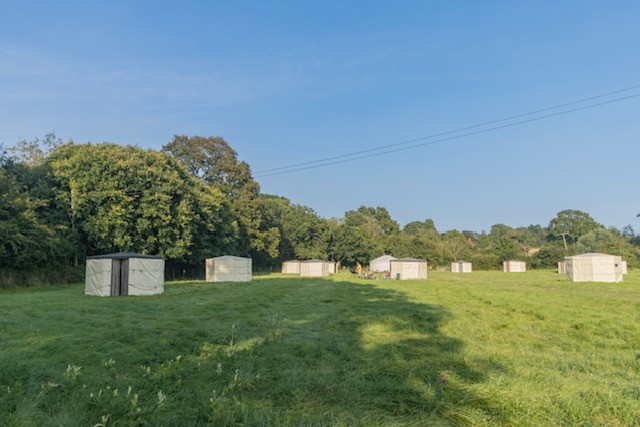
565,253,623,282
300,259,330,277
451,261,472,273
503,260,526,273
325,261,339,274
558,260,566,274
390,258,428,280
281,260,301,274
206,256,252,282
369,255,397,272
85,253,165,297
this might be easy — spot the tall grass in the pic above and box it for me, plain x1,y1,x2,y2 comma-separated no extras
0,270,638,425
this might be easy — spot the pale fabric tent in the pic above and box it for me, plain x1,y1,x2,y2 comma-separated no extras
451,261,472,273
206,256,252,282
325,261,339,274
281,260,301,274
621,261,628,274
558,261,566,274
370,255,397,272
85,253,164,297
565,253,623,282
300,259,330,277
390,258,428,280
503,260,526,272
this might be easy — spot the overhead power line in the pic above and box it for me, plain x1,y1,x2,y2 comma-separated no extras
254,85,640,178
257,92,640,177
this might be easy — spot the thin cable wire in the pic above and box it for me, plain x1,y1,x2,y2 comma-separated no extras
254,84,640,174
255,93,640,178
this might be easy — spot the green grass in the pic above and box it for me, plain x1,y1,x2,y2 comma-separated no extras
1,270,639,426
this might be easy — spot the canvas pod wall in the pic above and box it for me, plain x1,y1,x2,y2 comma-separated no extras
206,256,252,282
85,253,165,296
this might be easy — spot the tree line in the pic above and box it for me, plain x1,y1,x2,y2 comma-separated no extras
1,134,639,285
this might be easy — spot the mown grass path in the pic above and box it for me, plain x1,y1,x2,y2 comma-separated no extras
1,270,638,425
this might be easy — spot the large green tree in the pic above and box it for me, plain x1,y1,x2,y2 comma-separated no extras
547,209,602,244
0,165,66,270
163,136,279,263
0,137,76,274
403,219,436,236
6,132,62,165
49,142,233,262
259,194,329,262
332,220,373,264
441,230,472,262
490,224,515,240
332,206,400,264
494,237,525,261
386,232,446,265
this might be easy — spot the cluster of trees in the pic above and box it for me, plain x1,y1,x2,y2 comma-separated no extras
1,135,639,284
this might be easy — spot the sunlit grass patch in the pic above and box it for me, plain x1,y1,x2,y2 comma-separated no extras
0,270,639,425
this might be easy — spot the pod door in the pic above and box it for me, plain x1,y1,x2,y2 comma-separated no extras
110,259,129,296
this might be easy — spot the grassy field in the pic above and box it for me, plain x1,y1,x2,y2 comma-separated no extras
1,270,639,426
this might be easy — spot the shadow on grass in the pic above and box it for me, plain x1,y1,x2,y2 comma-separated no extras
0,276,506,425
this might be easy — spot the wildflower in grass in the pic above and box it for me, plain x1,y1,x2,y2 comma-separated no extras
64,364,82,381
93,414,109,427
131,393,139,407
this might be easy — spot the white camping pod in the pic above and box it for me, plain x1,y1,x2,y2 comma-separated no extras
558,261,566,274
565,253,623,282
390,258,428,280
451,261,472,273
370,255,397,272
503,260,526,272
300,259,330,277
281,260,301,274
85,253,165,297
325,261,339,274
206,256,252,282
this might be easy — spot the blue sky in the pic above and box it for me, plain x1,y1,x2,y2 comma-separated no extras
1,1,639,233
